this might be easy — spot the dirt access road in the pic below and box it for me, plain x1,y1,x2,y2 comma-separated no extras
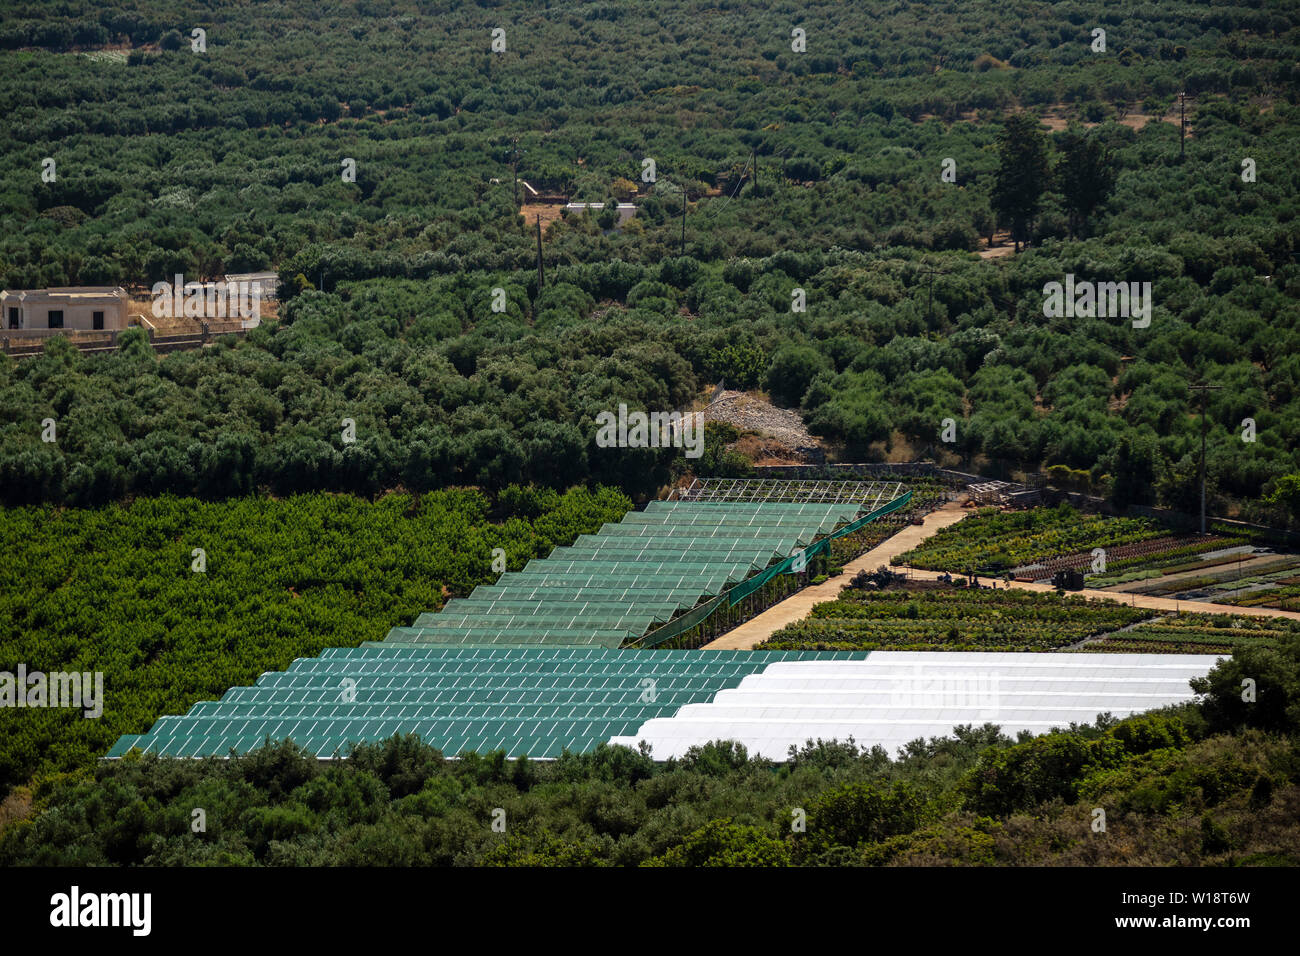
701,501,969,650
1111,552,1290,592
903,567,1300,623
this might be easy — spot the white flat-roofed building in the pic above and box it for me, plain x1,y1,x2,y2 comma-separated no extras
1,287,130,334
565,202,637,225
223,272,279,301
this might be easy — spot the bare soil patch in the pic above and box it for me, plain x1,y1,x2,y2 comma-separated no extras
125,293,278,332
522,202,567,236
917,110,980,124
0,788,33,840
1117,110,1162,132
690,389,823,462
978,230,1016,259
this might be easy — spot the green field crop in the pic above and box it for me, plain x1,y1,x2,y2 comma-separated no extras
894,505,1166,573
0,486,631,793
758,586,1149,651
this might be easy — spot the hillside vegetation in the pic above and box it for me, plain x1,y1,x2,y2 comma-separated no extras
0,1,1297,521
3,635,1298,866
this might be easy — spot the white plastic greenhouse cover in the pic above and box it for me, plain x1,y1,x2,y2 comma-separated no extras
607,652,1223,760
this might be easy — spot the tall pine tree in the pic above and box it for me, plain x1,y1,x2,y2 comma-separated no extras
1059,129,1117,238
992,113,1051,252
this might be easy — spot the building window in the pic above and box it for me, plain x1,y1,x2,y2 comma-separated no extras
93,311,104,330
48,310,64,329
7,307,16,329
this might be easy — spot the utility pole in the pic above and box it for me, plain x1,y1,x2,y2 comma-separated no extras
535,215,544,291
679,187,687,256
1188,382,1222,534
1178,91,1187,163
511,137,520,208
750,148,758,193
918,264,947,325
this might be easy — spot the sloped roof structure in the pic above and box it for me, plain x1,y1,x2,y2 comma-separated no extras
106,646,867,759
608,652,1221,759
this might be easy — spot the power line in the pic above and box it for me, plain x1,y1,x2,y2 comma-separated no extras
698,153,753,222
695,144,792,223
917,262,950,325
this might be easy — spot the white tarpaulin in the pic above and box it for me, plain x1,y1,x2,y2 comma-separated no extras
608,651,1222,760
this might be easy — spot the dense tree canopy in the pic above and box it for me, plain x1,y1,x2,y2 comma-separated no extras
1,1,1296,520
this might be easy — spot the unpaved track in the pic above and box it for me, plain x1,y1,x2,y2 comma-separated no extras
903,568,1300,623
701,501,969,650
1111,552,1293,591
703,503,1300,650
